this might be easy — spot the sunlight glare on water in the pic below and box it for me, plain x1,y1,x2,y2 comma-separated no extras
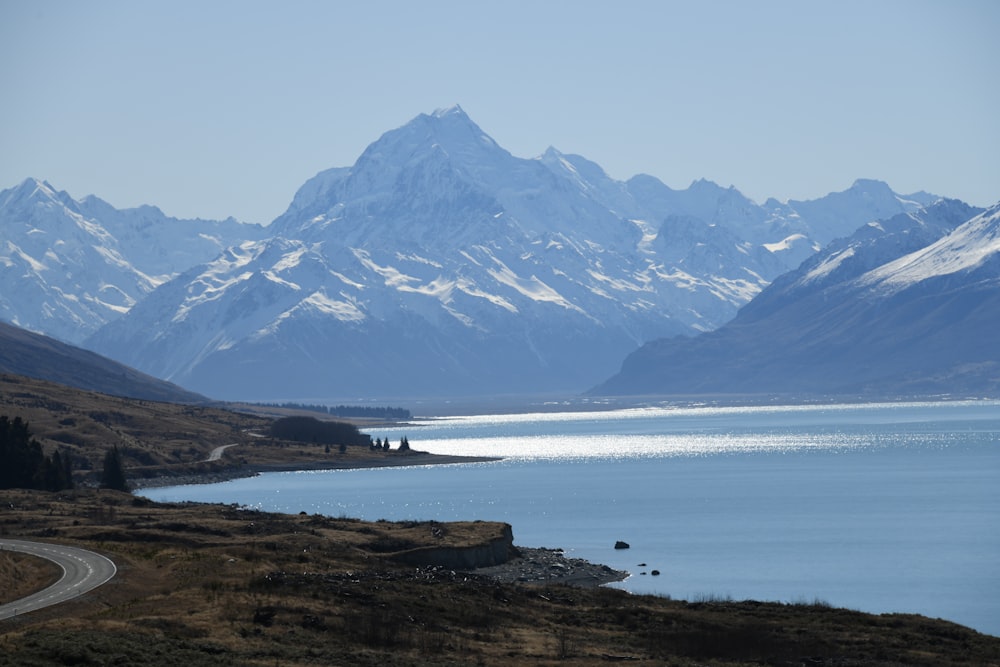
141,400,1000,636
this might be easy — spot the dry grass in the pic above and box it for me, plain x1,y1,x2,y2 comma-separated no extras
0,373,271,478
0,373,480,489
1,488,998,666
0,551,61,606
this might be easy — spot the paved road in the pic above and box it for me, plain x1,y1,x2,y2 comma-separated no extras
204,443,239,462
0,539,117,620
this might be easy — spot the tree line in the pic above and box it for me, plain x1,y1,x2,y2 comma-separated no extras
0,415,73,491
268,416,371,447
1,415,130,493
257,402,412,420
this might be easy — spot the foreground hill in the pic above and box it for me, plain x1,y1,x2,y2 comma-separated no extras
0,321,206,403
0,373,266,482
594,200,999,397
0,373,483,487
2,488,997,666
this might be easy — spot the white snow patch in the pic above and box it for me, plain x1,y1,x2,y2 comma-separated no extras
9,245,47,273
174,270,255,322
459,250,483,267
329,270,364,290
862,209,1000,290
443,304,478,328
300,291,366,322
587,270,648,293
395,252,443,269
263,270,301,291
271,245,309,272
397,275,456,300
708,276,764,304
353,249,421,289
764,233,809,253
487,256,587,315
801,246,856,283
450,277,518,313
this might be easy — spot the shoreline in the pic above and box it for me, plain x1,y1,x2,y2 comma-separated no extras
128,453,633,590
473,546,630,589
130,450,500,489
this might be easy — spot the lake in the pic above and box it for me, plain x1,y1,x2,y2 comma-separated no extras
140,400,1000,636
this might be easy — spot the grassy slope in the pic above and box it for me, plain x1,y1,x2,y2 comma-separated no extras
0,551,61,606
0,488,997,666
0,373,462,486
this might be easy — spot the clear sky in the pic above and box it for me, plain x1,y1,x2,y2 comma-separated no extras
1,0,997,224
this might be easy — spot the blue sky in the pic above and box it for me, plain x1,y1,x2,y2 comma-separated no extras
1,0,997,224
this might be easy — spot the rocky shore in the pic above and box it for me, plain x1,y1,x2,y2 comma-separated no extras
472,547,629,588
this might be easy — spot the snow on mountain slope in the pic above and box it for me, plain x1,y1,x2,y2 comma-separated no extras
0,178,263,344
594,199,997,397
787,178,934,247
84,107,963,400
1,179,158,342
76,194,263,281
739,198,982,321
860,203,1000,293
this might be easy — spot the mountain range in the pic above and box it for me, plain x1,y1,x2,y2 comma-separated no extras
2,105,993,401
594,200,999,397
0,178,264,343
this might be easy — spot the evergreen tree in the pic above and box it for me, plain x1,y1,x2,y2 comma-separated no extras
46,450,73,490
0,416,72,491
62,448,73,488
100,446,130,492
399,436,410,451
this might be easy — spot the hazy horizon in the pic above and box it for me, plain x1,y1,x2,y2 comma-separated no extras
2,1,998,224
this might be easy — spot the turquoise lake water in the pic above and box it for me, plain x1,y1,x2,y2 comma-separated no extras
140,400,1000,636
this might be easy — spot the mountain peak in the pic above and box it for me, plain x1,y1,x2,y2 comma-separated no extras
366,105,502,158
12,177,56,200
688,177,725,192
2,177,80,214
849,178,893,193
431,104,467,119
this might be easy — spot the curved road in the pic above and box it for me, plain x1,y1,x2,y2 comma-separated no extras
203,442,239,462
0,539,117,620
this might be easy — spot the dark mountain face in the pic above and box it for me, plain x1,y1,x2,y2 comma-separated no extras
0,321,206,403
593,201,999,398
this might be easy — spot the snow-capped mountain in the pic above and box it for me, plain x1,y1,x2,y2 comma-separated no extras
593,199,998,397
83,106,955,401
0,178,263,343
